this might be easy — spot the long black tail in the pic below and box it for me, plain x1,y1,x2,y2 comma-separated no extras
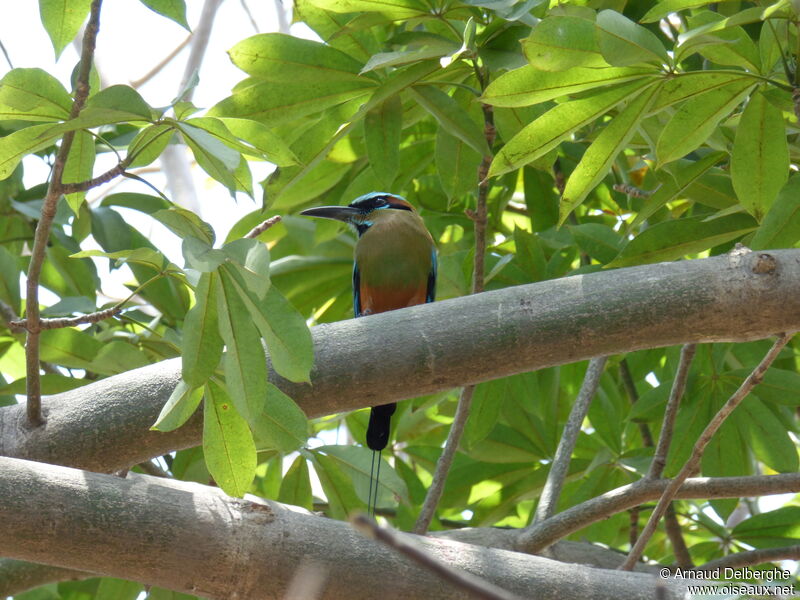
366,402,396,515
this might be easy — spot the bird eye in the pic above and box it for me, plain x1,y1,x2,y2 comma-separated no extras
375,197,387,207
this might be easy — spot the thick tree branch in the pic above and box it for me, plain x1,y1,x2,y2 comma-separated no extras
23,0,103,427
515,473,800,554
532,356,608,527
697,545,800,570
0,456,689,600
620,332,793,570
2,249,800,473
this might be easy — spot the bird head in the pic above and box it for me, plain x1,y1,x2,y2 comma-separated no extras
300,192,414,236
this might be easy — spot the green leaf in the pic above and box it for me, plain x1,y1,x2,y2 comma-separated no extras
278,455,313,510
95,578,143,600
155,207,215,245
608,213,757,267
0,247,21,310
182,272,224,387
208,79,375,127
683,13,760,71
100,192,172,214
178,122,241,192
482,65,656,108
70,247,168,271
560,83,661,223
39,0,93,58
62,130,96,213
151,379,203,432
82,85,155,121
522,15,607,71
217,118,298,166
307,0,430,19
0,123,63,181
641,0,739,22
127,124,175,168
216,268,268,423
751,175,800,250
364,95,402,189
463,379,505,449
203,379,257,497
409,84,487,155
677,2,791,46
595,10,669,66
731,92,789,221
221,264,313,383
733,506,800,549
436,127,481,202
650,72,755,113
735,397,798,473
221,238,271,298
631,151,727,228
0,373,88,396
315,445,408,507
39,327,102,369
308,450,361,519
0,68,72,121
656,78,755,165
569,223,623,264
745,368,800,406
489,79,651,178
138,0,190,29
250,382,308,453
229,33,367,83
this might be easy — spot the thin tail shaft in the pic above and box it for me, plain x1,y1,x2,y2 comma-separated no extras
366,403,396,513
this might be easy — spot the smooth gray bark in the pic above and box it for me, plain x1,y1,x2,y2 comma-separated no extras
1,248,798,473
0,456,690,600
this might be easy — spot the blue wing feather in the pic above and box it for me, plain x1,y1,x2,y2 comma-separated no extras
426,248,437,304
353,261,362,317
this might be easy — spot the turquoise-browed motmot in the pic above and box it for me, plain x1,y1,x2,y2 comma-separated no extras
301,192,436,508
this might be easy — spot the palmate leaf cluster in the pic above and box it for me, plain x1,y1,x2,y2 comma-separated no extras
0,0,799,596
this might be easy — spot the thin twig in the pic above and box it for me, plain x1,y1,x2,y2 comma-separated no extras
352,514,525,600
136,460,171,478
23,0,103,427
648,344,697,480
619,333,794,570
240,0,261,32
516,471,800,554
244,216,282,239
664,503,693,568
413,85,496,535
60,160,129,194
613,183,653,199
413,386,476,534
0,299,19,328
619,358,654,447
129,33,193,89
0,38,13,69
696,545,800,571
11,272,164,332
532,356,608,526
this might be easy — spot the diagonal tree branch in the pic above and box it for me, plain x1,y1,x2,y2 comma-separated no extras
2,249,799,473
619,332,794,570
532,356,608,526
515,472,800,555
23,0,103,427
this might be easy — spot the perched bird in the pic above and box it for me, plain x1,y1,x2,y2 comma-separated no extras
301,192,437,512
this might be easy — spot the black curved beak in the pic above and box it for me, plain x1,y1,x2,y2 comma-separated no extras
300,205,361,223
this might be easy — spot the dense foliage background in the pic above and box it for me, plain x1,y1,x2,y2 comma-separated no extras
1,0,799,597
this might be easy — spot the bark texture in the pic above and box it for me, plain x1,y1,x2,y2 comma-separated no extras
1,249,797,473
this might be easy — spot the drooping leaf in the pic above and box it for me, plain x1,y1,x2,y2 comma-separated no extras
436,127,481,202
409,84,487,156
730,91,789,221
306,0,430,19
734,397,798,473
138,0,190,29
39,0,93,58
215,268,268,423
127,124,175,168
641,0,738,22
62,130,96,213
203,379,257,497
656,78,755,165
182,272,224,387
364,95,402,189
733,507,800,549
278,455,314,510
560,83,661,223
750,175,800,250
151,379,204,432
251,383,308,454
